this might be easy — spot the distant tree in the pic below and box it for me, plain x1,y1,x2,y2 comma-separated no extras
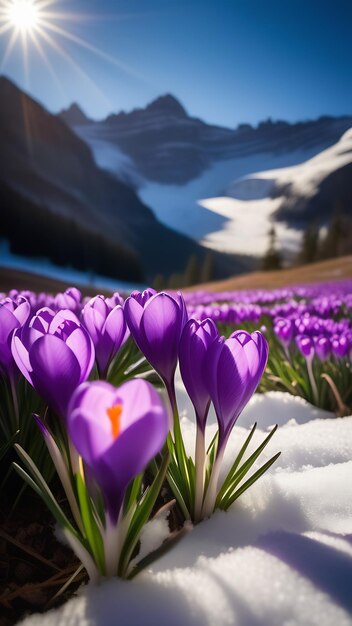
152,273,165,291
318,207,352,260
297,223,320,265
0,183,144,282
201,251,215,283
167,273,183,290
261,226,282,271
184,254,201,286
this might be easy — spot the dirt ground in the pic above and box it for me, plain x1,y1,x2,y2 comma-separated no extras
0,256,351,297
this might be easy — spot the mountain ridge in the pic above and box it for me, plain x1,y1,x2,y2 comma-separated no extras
0,75,248,281
58,91,352,185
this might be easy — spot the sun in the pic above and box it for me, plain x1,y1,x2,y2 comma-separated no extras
0,0,141,89
7,0,40,33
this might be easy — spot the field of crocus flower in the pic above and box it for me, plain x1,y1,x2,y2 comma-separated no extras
0,281,351,626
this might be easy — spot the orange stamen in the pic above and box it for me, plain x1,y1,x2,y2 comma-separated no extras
107,404,123,439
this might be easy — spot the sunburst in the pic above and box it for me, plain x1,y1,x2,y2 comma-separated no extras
0,0,144,88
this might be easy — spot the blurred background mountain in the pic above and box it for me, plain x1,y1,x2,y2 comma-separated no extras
1,0,351,290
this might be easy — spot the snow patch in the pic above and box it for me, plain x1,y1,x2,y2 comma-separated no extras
18,386,352,626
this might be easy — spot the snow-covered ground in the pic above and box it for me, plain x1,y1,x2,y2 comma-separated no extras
19,380,352,626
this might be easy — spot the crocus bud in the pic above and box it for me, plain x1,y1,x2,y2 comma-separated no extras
179,318,219,430
54,288,82,315
124,290,188,388
314,336,331,361
0,297,31,379
12,309,95,417
81,295,129,377
295,335,314,360
67,379,169,523
274,318,294,346
331,334,349,359
205,330,268,447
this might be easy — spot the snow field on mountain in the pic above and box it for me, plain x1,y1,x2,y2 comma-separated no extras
200,128,352,255
138,149,313,243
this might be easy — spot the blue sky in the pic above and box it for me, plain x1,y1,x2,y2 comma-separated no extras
1,0,351,127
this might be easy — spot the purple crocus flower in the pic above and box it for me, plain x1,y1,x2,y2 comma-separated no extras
124,290,188,392
12,309,95,417
201,329,268,518
54,288,82,315
331,334,350,359
205,330,268,447
179,318,219,430
67,379,169,523
274,318,294,346
314,336,331,361
295,335,319,405
81,295,129,377
295,335,315,359
0,297,31,380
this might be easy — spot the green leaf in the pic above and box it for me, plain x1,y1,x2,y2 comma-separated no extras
118,453,170,577
75,473,105,573
124,473,143,514
221,452,281,510
14,445,79,532
165,470,191,521
217,425,278,508
216,422,257,505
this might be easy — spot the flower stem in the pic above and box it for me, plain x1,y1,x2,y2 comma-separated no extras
194,426,205,523
306,357,319,406
321,373,349,416
201,444,225,519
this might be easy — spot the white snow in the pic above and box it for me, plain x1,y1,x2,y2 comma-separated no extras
239,127,352,203
200,128,352,256
74,125,144,188
138,149,314,243
18,381,352,626
69,119,352,260
198,195,301,255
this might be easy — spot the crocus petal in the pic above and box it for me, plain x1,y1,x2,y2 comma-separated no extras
0,305,19,344
12,300,31,326
31,308,55,332
29,334,82,416
65,327,95,382
140,293,182,381
82,305,106,343
124,296,144,339
179,318,219,428
11,326,43,384
48,309,82,335
67,378,169,523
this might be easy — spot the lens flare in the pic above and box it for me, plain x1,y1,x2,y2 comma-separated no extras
0,0,142,89
7,0,39,32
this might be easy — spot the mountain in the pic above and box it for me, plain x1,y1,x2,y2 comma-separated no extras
59,103,91,126
60,95,352,185
59,94,352,262
0,76,246,282
196,129,352,259
271,129,352,227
